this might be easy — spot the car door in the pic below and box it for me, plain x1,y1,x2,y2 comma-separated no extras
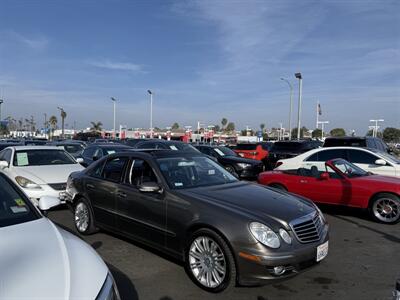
347,149,395,176
114,157,167,248
85,156,129,229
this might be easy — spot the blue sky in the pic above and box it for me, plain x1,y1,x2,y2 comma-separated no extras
0,0,399,134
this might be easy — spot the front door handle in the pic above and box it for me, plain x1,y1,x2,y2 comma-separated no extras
117,192,127,198
300,180,308,183
86,183,95,189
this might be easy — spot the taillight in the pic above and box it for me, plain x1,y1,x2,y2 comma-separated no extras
275,162,283,168
250,152,258,155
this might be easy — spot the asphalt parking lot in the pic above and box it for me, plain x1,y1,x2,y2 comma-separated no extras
48,206,399,300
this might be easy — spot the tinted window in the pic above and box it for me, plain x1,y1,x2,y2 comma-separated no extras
13,150,76,166
102,157,129,182
324,138,366,147
87,160,105,178
127,159,158,187
216,146,237,156
2,149,12,164
0,175,40,227
82,147,96,158
367,139,377,149
306,149,346,161
348,150,378,165
261,143,273,151
137,142,157,149
197,147,212,156
235,144,257,150
272,142,310,151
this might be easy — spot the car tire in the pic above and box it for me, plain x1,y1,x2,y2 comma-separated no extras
225,165,238,177
369,193,400,224
185,228,236,293
269,183,287,191
74,197,98,235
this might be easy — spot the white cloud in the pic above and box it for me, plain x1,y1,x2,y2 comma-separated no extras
4,30,48,50
88,60,144,72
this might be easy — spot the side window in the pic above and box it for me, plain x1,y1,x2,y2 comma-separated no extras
325,165,342,179
367,139,377,149
82,147,96,159
102,157,129,182
3,150,12,164
140,142,156,149
348,150,377,165
306,149,346,162
87,160,105,178
127,159,158,188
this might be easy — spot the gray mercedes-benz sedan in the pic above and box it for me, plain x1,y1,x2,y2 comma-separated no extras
66,150,329,292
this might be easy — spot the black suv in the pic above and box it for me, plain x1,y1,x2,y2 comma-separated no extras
268,140,322,169
323,136,390,153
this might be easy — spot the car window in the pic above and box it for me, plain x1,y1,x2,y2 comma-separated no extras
296,164,325,178
235,144,256,151
347,149,378,165
138,142,156,149
198,147,212,156
127,159,158,188
82,147,96,159
367,139,377,149
2,149,12,164
306,149,346,162
87,160,105,178
261,143,272,151
13,150,76,166
102,157,129,182
0,175,40,228
325,165,342,179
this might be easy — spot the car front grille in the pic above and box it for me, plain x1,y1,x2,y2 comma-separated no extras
290,212,323,243
49,183,67,191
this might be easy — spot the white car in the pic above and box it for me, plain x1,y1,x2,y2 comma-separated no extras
275,146,400,177
0,146,84,205
0,173,120,299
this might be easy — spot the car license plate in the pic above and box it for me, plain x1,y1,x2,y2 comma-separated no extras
316,241,329,262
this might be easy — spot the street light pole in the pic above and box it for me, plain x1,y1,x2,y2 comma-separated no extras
0,99,3,121
57,106,65,139
369,119,384,137
280,78,293,140
44,113,47,139
147,90,153,138
295,73,303,140
319,121,329,139
110,97,116,139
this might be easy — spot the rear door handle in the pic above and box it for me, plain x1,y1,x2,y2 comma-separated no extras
117,192,127,198
86,183,95,189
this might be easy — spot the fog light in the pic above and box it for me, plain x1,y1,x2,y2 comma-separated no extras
273,266,286,276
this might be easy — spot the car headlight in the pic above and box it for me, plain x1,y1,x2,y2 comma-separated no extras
249,222,280,248
279,228,292,244
96,273,120,300
237,163,252,169
315,205,326,224
15,176,42,190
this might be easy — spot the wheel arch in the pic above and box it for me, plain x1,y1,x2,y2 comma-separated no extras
368,191,400,208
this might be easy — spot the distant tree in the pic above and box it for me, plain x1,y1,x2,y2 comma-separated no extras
0,123,9,136
366,130,382,138
171,122,180,130
226,122,235,132
382,127,400,142
60,109,67,138
213,125,221,132
90,121,103,132
74,131,101,141
260,123,265,132
330,128,346,137
240,129,254,136
291,127,308,139
221,118,228,130
49,116,58,139
312,128,322,139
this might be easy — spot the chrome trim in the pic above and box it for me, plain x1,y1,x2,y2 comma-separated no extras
290,211,323,244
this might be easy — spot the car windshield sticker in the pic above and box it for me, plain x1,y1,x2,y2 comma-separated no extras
178,161,195,167
10,206,28,213
107,150,116,154
174,182,183,187
14,199,26,206
208,169,215,175
214,149,225,156
169,145,178,150
16,152,29,166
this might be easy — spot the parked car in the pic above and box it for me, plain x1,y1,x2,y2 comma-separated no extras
0,173,120,299
118,138,148,147
275,146,400,177
66,150,329,292
233,142,273,163
0,142,23,151
258,159,400,224
195,145,264,178
0,146,84,205
268,140,321,169
48,142,85,158
323,136,390,153
134,139,200,153
81,144,133,167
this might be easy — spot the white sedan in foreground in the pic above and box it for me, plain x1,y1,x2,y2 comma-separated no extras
0,146,84,205
275,146,400,177
0,173,120,299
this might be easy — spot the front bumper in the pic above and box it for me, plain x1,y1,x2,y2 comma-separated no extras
21,186,68,206
235,224,329,286
238,165,265,179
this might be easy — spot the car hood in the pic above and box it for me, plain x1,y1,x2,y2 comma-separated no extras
355,174,400,185
177,182,316,229
221,156,261,165
13,164,84,184
0,218,108,299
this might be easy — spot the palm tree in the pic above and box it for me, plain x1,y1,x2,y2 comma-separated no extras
49,115,58,140
90,121,103,132
221,118,228,131
59,109,67,139
260,123,265,132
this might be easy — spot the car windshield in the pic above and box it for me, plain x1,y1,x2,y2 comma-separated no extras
332,159,368,178
13,149,77,166
0,175,40,227
272,142,309,151
168,143,200,152
235,144,256,150
324,138,366,147
157,156,238,189
215,146,237,156
369,149,400,164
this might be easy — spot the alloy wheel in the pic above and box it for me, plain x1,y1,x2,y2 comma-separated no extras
75,202,90,232
188,236,226,288
373,197,399,223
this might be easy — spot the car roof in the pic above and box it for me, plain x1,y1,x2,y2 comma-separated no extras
11,146,61,151
88,144,131,148
109,149,205,159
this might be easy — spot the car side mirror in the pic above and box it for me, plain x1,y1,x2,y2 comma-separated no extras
375,159,386,166
92,155,100,162
320,172,330,180
38,196,61,211
76,158,84,164
0,160,9,169
139,182,162,193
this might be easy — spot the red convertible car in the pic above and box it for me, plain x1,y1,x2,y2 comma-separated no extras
258,159,400,224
